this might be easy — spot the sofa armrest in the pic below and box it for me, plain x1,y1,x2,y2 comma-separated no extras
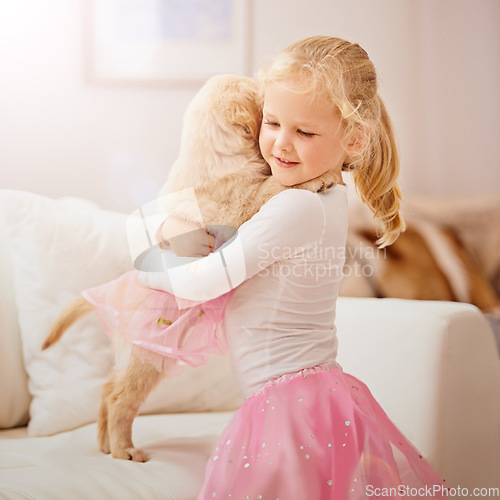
336,297,500,490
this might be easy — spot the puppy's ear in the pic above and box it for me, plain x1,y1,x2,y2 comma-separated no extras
242,103,262,143
225,88,261,143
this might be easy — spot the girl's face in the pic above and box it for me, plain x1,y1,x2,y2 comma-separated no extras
259,81,347,186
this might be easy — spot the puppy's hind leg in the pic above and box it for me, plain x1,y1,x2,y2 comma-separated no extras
106,349,168,462
98,377,115,454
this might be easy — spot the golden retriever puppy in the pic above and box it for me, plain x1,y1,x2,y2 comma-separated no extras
42,74,340,462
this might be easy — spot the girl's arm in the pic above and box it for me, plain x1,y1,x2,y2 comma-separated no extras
156,216,215,257
139,189,325,301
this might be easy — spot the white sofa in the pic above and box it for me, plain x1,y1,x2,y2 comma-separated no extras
1,190,499,499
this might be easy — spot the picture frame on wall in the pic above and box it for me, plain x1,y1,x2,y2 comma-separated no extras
87,0,253,85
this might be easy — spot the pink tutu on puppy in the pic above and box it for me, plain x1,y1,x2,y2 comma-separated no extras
198,362,449,499
82,270,231,375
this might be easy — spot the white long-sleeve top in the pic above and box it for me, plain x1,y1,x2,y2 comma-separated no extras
139,185,348,397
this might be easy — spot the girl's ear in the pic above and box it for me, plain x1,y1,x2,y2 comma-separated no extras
346,122,371,154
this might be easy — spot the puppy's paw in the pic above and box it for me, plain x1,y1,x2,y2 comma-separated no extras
295,169,340,193
99,437,111,454
113,447,148,462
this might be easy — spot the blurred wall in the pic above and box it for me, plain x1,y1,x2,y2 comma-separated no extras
1,0,499,212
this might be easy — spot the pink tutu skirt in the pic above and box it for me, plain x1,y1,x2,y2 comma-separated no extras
197,362,448,499
82,270,232,375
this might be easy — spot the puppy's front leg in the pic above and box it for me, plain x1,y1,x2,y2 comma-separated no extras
106,350,165,462
296,169,340,193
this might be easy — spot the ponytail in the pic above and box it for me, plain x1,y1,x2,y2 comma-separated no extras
349,96,406,247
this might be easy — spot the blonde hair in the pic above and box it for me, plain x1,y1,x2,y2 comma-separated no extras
258,36,405,247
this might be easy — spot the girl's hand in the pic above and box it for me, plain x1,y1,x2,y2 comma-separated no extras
156,216,215,257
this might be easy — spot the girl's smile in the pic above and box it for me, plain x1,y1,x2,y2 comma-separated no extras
273,156,299,168
259,80,348,186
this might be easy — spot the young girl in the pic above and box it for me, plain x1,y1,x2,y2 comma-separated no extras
138,36,448,498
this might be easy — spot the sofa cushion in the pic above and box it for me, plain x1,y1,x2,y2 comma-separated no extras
0,412,233,500
0,214,30,428
0,190,242,436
